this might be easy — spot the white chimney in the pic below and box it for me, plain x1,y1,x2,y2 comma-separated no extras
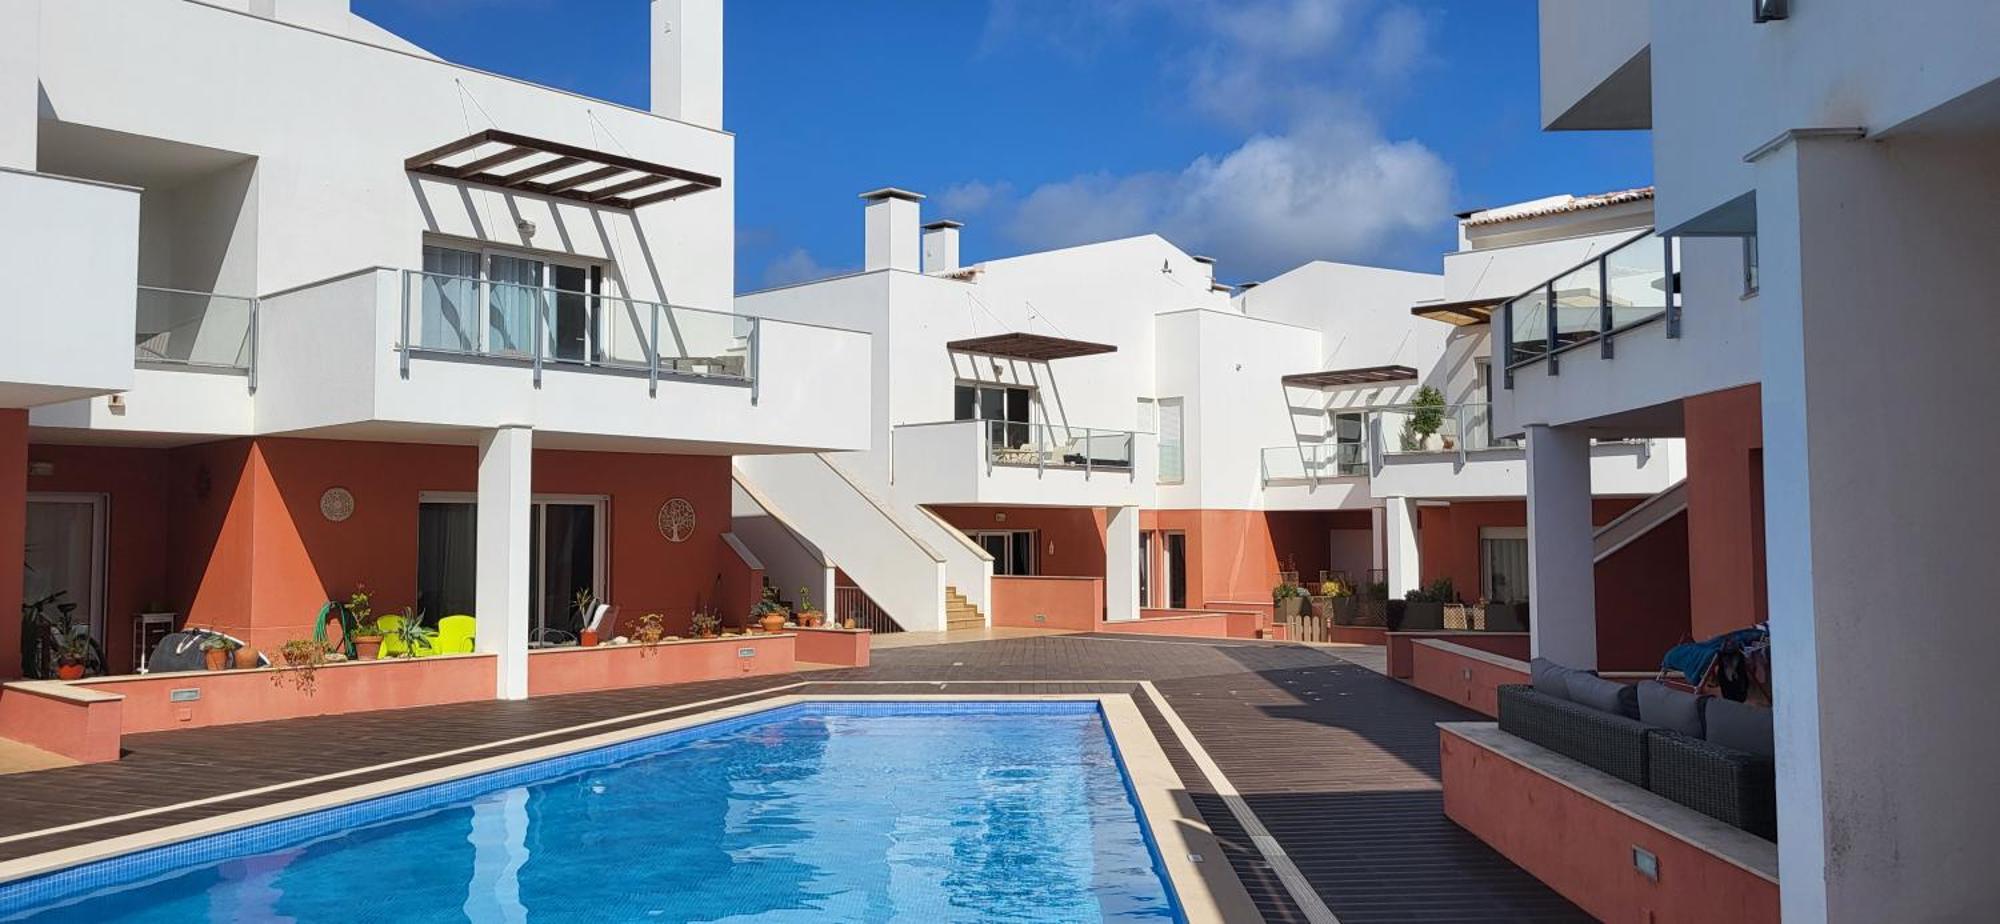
651,0,723,129
860,188,925,273
922,220,963,274
1191,254,1216,283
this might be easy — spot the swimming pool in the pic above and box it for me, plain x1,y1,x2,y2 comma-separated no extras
0,701,1184,922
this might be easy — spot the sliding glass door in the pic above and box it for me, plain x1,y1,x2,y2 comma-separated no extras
416,494,605,643
417,244,600,360
954,383,1033,449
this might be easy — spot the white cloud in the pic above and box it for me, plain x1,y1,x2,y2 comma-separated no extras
996,107,1449,279
937,180,1012,216
759,248,845,289
965,0,1452,277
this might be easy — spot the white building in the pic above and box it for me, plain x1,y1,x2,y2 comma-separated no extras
1,0,870,698
1492,2,2000,920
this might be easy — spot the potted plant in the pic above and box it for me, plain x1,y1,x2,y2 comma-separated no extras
573,589,599,647
1399,577,1457,631
634,612,668,646
753,585,788,633
1400,385,1447,452
54,633,91,680
200,634,236,671
233,643,261,670
347,585,383,660
795,586,823,628
389,612,438,659
1320,577,1358,624
277,639,329,694
689,611,721,639
1271,581,1306,621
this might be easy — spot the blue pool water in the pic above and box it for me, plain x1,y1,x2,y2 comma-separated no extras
0,702,1182,923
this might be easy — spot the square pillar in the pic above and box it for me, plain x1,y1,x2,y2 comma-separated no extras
1525,423,1595,668
1382,497,1419,599
1104,506,1140,622
0,409,26,678
477,426,532,700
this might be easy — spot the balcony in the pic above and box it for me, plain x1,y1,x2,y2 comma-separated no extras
134,286,257,383
1368,402,1682,500
1258,444,1373,511
250,267,870,451
892,420,1155,507
0,169,140,408
1503,229,1677,378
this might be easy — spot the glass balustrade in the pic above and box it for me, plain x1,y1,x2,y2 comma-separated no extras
1503,229,1677,372
402,270,756,383
134,286,255,372
1374,402,1521,455
984,423,1135,471
1259,443,1368,482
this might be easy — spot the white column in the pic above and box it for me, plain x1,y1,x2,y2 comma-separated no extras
1104,506,1141,622
1525,424,1595,668
1382,497,1418,599
477,425,533,700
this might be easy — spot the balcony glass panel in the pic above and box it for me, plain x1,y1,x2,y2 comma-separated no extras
404,270,754,382
1550,262,1602,349
987,424,1134,471
1377,403,1519,454
1507,288,1548,366
134,286,253,370
1259,443,1365,481
1604,234,1669,329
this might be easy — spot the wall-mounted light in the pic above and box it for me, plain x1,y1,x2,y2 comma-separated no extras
1752,0,1788,22
516,218,538,239
995,512,1007,523
27,461,54,477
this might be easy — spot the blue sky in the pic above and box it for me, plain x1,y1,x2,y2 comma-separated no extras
353,0,1649,290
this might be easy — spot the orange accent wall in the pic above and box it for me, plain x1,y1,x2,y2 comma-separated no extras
19,437,737,668
928,505,1108,577
1594,510,1693,671
1408,641,1529,717
1415,499,1641,599
0,410,28,678
1684,384,1767,638
1138,508,1368,611
989,575,1103,629
78,654,497,734
525,634,794,697
1442,727,1779,924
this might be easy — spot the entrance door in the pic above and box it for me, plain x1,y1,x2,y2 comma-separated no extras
1163,532,1188,609
1139,532,1153,608
972,530,1036,576
529,501,602,639
22,494,108,658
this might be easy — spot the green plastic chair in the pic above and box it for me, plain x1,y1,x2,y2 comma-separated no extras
435,615,476,654
376,614,410,658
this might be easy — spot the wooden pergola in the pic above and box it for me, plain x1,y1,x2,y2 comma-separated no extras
946,332,1118,362
1280,365,1420,389
405,128,722,209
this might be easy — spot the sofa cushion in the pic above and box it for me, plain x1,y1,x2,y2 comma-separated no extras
1565,671,1640,719
1530,657,1578,700
1638,680,1705,737
1704,697,1774,757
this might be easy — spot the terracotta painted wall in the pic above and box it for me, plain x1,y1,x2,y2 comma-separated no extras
1139,509,1367,611
928,505,1108,577
989,575,1103,630
1684,384,1767,638
1416,498,1641,600
1,411,28,678
19,438,738,665
1594,510,1693,672
1408,642,1529,717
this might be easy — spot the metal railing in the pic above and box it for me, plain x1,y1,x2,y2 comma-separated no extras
982,422,1136,476
834,585,903,634
134,285,258,387
400,270,758,401
1260,443,1367,483
1371,402,1521,456
1502,229,1681,380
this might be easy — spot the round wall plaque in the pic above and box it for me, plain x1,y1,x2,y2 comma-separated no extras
320,487,356,523
658,497,696,542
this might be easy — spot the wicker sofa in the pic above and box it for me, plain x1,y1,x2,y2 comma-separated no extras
1498,683,1776,840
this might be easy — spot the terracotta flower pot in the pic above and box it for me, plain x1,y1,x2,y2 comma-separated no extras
580,629,599,647
353,637,382,660
799,611,823,628
56,662,85,681
842,617,856,630
204,649,228,672
233,647,260,669
760,613,788,634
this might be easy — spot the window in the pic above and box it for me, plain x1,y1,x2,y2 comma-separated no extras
1163,532,1188,609
1330,411,1367,476
1479,526,1529,603
971,530,1037,576
1742,234,1760,297
954,382,1034,449
1139,531,1153,608
1157,397,1185,484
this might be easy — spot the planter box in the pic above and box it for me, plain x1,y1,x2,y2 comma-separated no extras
1484,602,1530,632
1276,595,1305,620
1399,601,1446,631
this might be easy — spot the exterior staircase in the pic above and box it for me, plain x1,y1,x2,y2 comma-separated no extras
945,585,986,631
1594,478,1689,562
